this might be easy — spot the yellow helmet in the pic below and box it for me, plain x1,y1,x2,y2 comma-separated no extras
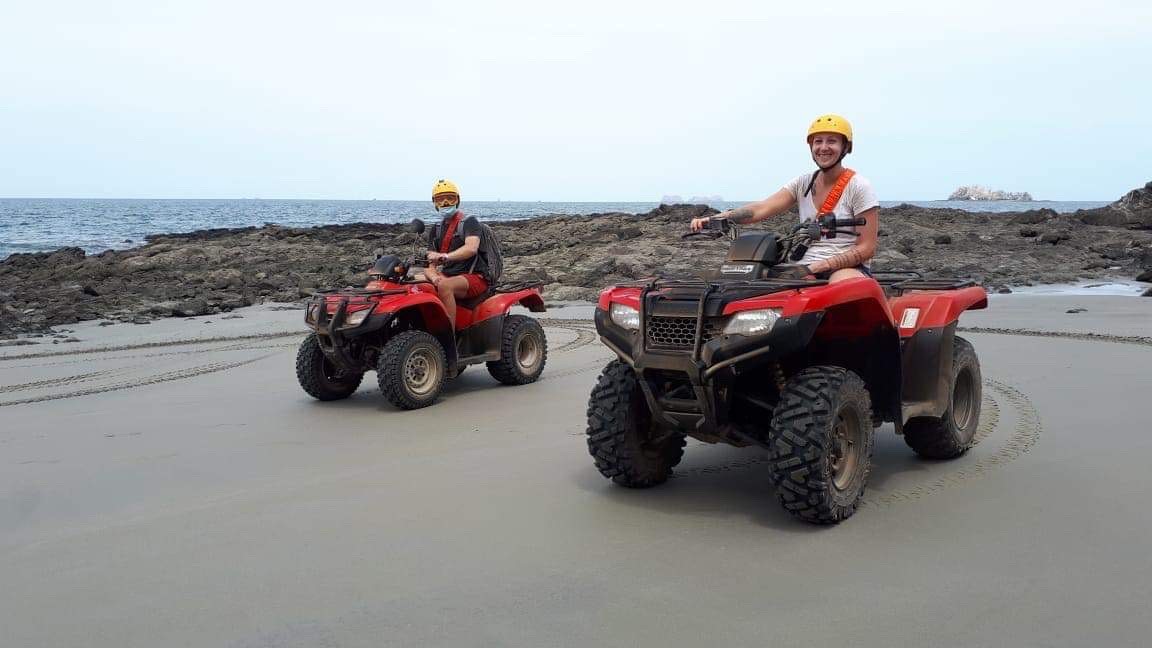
432,179,460,199
807,114,853,151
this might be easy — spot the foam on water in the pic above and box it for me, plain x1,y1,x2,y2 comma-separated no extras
999,280,1148,296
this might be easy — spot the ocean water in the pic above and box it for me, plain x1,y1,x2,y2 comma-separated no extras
0,198,1110,261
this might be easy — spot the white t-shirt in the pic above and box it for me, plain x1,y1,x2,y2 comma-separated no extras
782,171,879,267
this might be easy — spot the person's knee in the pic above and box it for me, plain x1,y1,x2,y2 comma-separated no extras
828,268,864,283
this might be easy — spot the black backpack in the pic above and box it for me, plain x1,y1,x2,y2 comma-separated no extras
469,223,503,285
429,220,504,285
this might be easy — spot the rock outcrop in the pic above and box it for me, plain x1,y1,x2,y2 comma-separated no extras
3,184,1152,337
949,185,1033,201
1076,181,1152,230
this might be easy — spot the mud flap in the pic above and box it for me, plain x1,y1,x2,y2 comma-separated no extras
900,322,956,421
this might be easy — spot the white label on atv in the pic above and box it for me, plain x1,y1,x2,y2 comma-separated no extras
721,264,755,274
900,308,920,329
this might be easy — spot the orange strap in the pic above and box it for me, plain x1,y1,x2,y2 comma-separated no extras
818,168,856,215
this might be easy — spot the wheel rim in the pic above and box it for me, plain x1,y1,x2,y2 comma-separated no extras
403,347,441,396
830,408,864,491
516,332,542,372
952,367,976,431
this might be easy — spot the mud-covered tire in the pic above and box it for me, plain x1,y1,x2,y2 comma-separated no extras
904,336,982,459
377,331,446,410
767,366,874,524
295,334,363,401
487,315,547,385
585,360,685,488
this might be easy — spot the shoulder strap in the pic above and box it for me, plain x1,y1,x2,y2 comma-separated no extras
819,168,856,214
439,214,462,254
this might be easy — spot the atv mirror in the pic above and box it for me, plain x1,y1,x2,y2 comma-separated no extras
372,247,384,259
405,218,426,235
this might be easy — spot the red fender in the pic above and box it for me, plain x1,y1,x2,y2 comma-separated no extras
372,289,453,336
888,286,987,337
598,287,642,312
474,289,546,323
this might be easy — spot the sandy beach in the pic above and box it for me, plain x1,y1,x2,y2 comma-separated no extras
1,295,1150,647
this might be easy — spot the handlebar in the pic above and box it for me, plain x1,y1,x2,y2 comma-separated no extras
682,216,732,240
817,213,866,229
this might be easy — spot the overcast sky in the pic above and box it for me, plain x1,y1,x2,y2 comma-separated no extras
1,1,1149,201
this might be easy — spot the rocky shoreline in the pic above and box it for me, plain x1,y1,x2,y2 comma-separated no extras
3,182,1151,338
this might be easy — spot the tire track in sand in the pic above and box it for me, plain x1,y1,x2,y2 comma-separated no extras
665,378,1039,510
0,352,281,408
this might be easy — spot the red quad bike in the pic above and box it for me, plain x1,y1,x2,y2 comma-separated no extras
586,216,988,524
296,219,548,409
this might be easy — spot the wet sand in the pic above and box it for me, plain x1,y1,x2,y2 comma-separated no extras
1,296,1150,647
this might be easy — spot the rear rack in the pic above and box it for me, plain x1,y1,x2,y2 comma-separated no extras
494,281,544,293
872,271,977,293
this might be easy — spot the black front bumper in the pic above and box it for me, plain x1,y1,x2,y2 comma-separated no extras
306,296,394,370
595,302,822,439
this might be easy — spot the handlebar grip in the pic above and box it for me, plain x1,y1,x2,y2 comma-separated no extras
835,218,867,227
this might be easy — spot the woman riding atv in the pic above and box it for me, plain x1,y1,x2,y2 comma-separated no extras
422,179,491,324
690,114,880,283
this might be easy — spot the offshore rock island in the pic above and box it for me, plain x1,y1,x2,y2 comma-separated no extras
2,182,1151,337
949,185,1033,201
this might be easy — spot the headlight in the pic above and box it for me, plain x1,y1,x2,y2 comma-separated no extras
609,303,640,331
305,303,320,323
343,308,372,327
723,308,781,336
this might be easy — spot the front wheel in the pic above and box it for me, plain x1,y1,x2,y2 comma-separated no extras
296,334,363,401
377,331,446,410
585,360,685,488
767,366,875,524
904,336,982,459
487,315,548,385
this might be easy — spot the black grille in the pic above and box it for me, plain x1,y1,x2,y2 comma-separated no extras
646,316,724,350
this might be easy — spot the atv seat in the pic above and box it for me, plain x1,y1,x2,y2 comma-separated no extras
456,288,495,310
457,280,543,310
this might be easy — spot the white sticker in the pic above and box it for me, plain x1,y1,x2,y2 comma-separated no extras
900,308,920,329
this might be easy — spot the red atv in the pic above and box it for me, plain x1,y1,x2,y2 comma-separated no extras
586,216,987,524
296,219,547,409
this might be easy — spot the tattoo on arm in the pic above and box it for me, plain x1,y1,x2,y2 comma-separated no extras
823,248,868,272
727,207,755,224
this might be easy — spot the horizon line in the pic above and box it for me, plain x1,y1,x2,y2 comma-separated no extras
0,196,1112,203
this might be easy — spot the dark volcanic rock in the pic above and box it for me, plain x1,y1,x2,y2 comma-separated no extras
4,185,1152,335
1078,182,1152,230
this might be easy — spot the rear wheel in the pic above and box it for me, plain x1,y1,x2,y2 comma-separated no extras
378,331,446,410
767,366,874,524
904,336,982,459
487,315,548,385
586,360,685,488
295,334,363,401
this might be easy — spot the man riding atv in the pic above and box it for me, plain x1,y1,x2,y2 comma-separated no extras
691,114,879,282
422,179,492,326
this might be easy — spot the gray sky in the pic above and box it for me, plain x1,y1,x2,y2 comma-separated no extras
2,1,1149,201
